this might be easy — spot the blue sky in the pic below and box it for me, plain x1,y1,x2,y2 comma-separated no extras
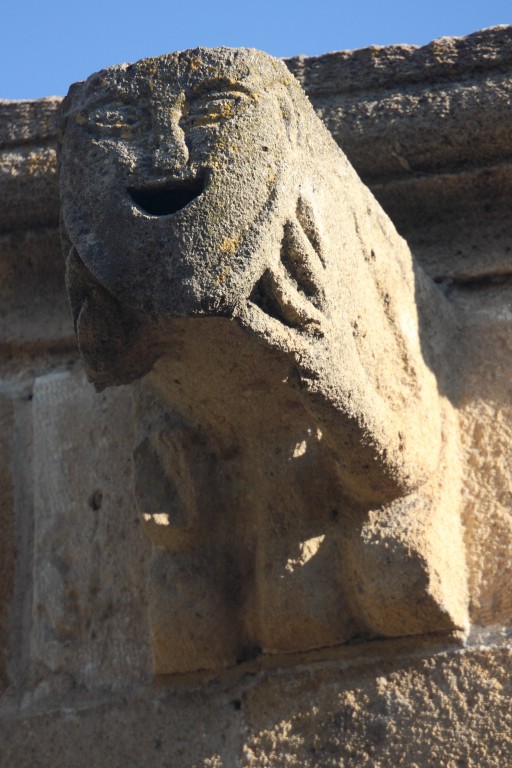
2,0,510,99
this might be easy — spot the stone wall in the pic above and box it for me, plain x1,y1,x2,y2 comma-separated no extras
0,26,511,767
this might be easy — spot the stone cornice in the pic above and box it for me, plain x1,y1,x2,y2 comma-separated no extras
0,25,510,350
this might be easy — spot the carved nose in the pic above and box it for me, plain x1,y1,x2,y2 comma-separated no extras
152,123,189,172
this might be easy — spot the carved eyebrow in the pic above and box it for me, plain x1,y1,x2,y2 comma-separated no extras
73,80,153,113
189,80,254,99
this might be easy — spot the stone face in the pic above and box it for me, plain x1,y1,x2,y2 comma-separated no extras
4,27,512,329
59,47,468,673
30,367,152,691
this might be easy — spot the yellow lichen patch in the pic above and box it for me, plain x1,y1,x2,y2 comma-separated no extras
215,268,230,285
192,114,219,127
219,236,241,255
218,100,236,119
74,112,87,125
191,100,236,127
188,55,205,73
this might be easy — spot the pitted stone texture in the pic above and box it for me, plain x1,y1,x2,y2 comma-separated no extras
60,48,467,673
452,284,512,628
0,98,60,235
287,27,512,181
0,99,73,351
0,640,511,768
0,98,60,149
287,26,512,280
0,685,238,768
30,367,151,691
0,393,15,689
59,46,453,498
241,642,512,767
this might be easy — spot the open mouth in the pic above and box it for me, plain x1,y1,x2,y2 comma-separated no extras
127,176,205,216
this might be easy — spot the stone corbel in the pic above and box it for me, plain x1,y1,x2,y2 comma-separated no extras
59,47,468,674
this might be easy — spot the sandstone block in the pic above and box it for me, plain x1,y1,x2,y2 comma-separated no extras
0,638,510,767
30,367,152,692
0,392,15,689
0,684,236,768
242,639,512,767
453,284,512,628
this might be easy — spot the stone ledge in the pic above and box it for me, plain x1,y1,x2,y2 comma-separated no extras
0,98,61,148
287,26,512,95
1,637,510,767
288,26,512,182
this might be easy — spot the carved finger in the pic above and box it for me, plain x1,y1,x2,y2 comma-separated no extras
249,265,324,334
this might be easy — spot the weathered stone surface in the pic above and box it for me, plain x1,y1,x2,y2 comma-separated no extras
372,164,512,282
452,283,512,627
0,637,510,767
30,367,152,692
59,47,468,673
0,98,60,148
0,683,238,768
0,228,73,351
0,392,14,689
242,637,512,767
0,99,60,236
0,27,511,768
287,26,512,180
0,375,39,702
287,26,512,281
0,145,58,235
0,99,73,351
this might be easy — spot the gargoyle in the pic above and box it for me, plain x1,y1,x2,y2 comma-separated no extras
59,48,468,673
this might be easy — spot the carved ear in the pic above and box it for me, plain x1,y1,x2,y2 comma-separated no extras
63,244,158,390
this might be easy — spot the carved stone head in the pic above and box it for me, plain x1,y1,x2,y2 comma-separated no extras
60,47,449,502
60,49,468,673
60,48,315,316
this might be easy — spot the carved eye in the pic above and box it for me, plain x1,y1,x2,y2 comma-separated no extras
183,90,248,128
82,103,151,135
